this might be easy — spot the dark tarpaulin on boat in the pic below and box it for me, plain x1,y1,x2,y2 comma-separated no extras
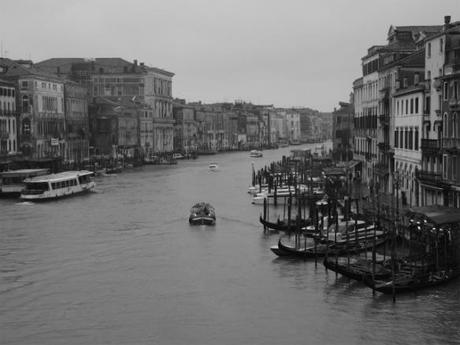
406,206,460,226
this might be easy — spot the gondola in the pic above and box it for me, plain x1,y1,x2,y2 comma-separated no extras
362,269,460,294
189,202,216,225
271,234,387,258
323,256,392,281
259,216,311,232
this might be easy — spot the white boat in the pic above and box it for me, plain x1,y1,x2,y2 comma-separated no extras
172,153,185,160
0,169,49,196
209,163,218,171
20,170,95,201
249,150,263,158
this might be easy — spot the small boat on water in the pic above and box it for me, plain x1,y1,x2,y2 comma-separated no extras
271,231,387,259
323,255,392,281
189,202,216,225
249,150,263,158
259,216,311,232
209,163,218,171
173,153,185,160
20,170,95,201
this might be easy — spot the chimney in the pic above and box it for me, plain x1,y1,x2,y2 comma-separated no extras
444,15,451,31
133,59,138,66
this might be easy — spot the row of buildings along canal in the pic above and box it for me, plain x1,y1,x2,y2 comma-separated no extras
0,57,331,172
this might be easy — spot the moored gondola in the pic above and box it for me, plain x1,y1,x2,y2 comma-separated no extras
323,256,392,281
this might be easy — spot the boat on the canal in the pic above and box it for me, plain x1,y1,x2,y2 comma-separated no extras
259,216,311,232
249,150,263,158
20,170,95,201
189,202,216,225
0,168,49,197
363,206,460,294
209,163,218,171
323,255,392,281
271,230,387,259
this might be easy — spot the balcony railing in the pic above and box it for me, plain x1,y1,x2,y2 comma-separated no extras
378,114,389,125
442,137,460,149
378,142,390,152
374,162,389,176
449,99,460,108
415,169,443,183
20,134,32,142
421,139,441,150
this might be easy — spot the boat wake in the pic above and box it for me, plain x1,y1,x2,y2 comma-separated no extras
15,201,34,206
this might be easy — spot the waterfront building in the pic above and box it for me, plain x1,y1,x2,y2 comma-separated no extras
332,101,353,162
64,81,89,165
0,78,17,164
392,57,425,207
286,110,301,144
416,17,460,206
353,24,442,191
439,19,460,207
89,97,139,158
173,100,198,153
0,58,66,163
36,58,174,154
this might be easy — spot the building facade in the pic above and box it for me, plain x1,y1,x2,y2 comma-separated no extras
0,79,17,161
64,81,89,164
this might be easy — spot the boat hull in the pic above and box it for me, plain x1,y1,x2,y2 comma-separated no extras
189,216,216,225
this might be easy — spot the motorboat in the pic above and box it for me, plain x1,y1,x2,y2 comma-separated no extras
189,202,216,225
249,150,263,158
209,163,218,171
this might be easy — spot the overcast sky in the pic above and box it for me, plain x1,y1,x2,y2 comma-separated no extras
0,0,458,111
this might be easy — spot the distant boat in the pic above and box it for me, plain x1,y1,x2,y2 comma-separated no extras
189,202,216,225
172,153,185,160
209,163,218,171
249,150,263,158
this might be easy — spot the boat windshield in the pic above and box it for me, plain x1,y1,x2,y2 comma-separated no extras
78,175,92,184
23,182,49,194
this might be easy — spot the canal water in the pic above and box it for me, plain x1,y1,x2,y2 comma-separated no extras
1,142,460,345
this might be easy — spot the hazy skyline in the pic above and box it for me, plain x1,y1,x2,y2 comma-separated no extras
1,0,459,111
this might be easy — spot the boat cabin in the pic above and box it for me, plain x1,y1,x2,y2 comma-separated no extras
0,169,49,196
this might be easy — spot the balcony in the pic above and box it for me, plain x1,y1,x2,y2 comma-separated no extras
20,133,32,143
378,114,389,125
444,64,460,75
442,137,460,151
378,142,390,152
415,169,443,184
374,162,389,176
448,98,460,109
421,138,440,150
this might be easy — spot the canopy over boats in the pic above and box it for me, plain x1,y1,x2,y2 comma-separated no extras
189,202,216,225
